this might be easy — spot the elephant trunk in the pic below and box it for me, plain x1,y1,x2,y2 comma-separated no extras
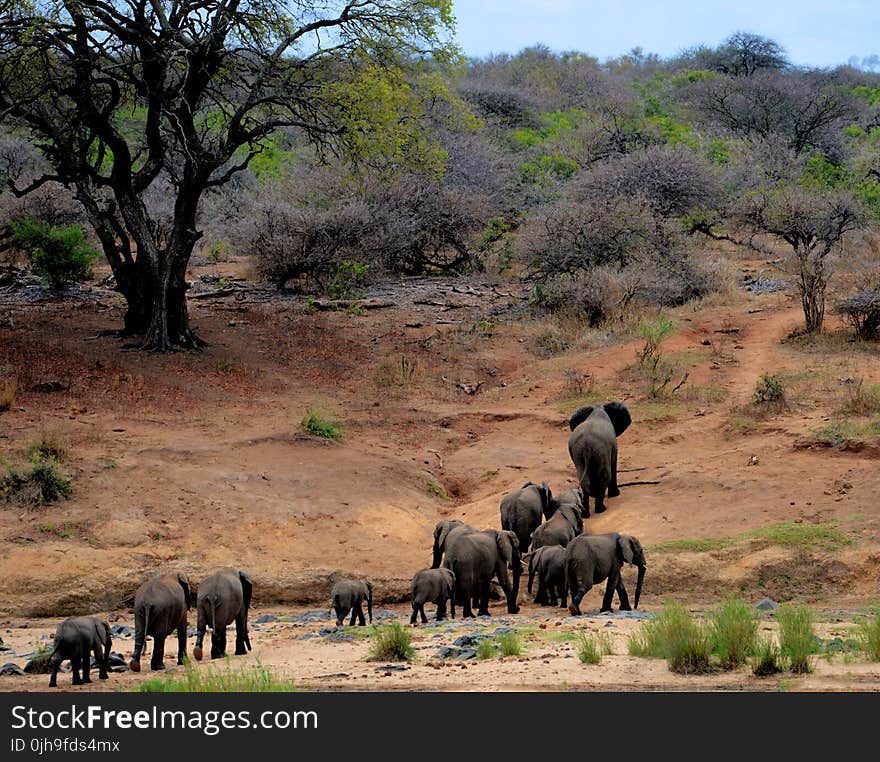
431,543,442,569
634,564,646,610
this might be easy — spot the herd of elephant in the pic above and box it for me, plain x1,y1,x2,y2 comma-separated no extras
44,401,644,686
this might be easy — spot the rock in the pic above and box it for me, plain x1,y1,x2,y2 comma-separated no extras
110,625,133,638
0,663,24,676
754,598,778,611
283,610,329,624
456,648,478,660
254,615,278,624
453,633,493,648
31,380,67,393
374,664,410,672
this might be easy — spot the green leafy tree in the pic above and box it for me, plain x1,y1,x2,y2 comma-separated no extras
10,217,99,288
0,0,462,349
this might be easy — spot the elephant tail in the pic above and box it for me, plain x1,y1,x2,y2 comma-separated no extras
634,564,646,610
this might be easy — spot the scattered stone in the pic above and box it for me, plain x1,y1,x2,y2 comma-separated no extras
453,633,493,648
110,625,133,639
375,664,410,672
457,648,478,660
0,663,24,676
748,454,759,466
32,380,67,393
284,610,330,624
754,598,778,612
254,615,278,624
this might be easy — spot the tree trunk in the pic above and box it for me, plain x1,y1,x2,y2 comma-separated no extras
798,246,826,334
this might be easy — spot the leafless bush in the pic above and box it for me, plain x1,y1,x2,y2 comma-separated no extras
836,292,880,339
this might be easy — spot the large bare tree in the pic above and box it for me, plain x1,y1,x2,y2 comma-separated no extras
0,0,458,349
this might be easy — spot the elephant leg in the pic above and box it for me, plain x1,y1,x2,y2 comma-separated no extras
568,584,589,616
211,627,226,659
420,603,429,624
477,582,490,616
608,450,620,498
535,577,547,606
616,575,632,611
176,620,187,665
577,465,591,517
435,599,445,622
194,607,207,661
94,643,107,680
600,573,617,613
348,607,357,627
48,657,61,688
548,581,558,607
334,607,346,628
81,648,91,684
356,604,366,627
410,604,418,625
234,612,248,655
151,635,166,670
71,654,82,686
558,580,568,609
461,586,474,618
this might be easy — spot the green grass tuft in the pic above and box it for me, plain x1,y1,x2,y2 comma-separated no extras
577,631,614,665
745,521,851,551
497,631,523,656
628,602,711,674
751,635,783,677
777,603,816,674
302,408,343,440
25,645,53,674
426,480,450,500
857,612,880,661
476,639,497,660
708,596,758,669
138,659,295,692
368,622,414,662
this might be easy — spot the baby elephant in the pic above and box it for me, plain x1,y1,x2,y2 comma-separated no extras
410,568,455,624
526,545,567,608
48,616,111,688
331,579,373,626
193,568,253,661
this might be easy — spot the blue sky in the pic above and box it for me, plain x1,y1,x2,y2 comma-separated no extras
452,0,880,69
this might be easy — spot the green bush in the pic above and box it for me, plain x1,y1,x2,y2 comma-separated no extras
753,373,786,408
368,622,414,662
302,408,343,440
476,639,496,660
628,601,711,674
10,217,99,289
24,645,53,674
751,635,783,677
777,603,816,674
708,596,758,669
1,455,72,507
497,631,523,657
857,612,880,661
577,631,614,665
139,659,295,692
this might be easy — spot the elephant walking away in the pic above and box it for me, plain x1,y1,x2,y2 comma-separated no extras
193,569,253,660
48,616,111,687
331,579,373,626
129,572,191,672
443,529,521,618
530,499,584,551
410,568,456,624
500,481,555,554
564,533,646,616
568,402,631,515
526,545,567,607
431,519,478,568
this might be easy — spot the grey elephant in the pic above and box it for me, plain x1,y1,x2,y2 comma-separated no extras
193,568,253,660
410,567,456,624
48,616,111,687
431,519,478,569
500,481,555,553
530,499,583,550
564,532,646,616
568,402,632,515
526,545,567,607
443,529,521,617
130,572,191,672
331,579,373,626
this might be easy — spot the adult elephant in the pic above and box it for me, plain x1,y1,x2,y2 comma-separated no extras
526,545,567,608
568,402,631,515
193,568,253,661
48,616,112,687
443,529,521,618
431,519,477,568
129,572,191,672
500,481,555,554
530,498,584,551
564,533,646,616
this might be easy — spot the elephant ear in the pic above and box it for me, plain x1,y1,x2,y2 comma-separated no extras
618,535,635,564
540,481,553,512
495,531,514,568
238,571,253,612
569,406,594,431
177,573,192,610
603,402,632,436
435,520,457,549
94,618,110,646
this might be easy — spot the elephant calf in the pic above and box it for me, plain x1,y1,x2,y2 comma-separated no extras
526,545,567,608
564,533,646,616
331,579,373,627
130,572,191,672
193,568,253,661
48,616,111,688
410,568,455,624
500,481,555,554
530,501,583,551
